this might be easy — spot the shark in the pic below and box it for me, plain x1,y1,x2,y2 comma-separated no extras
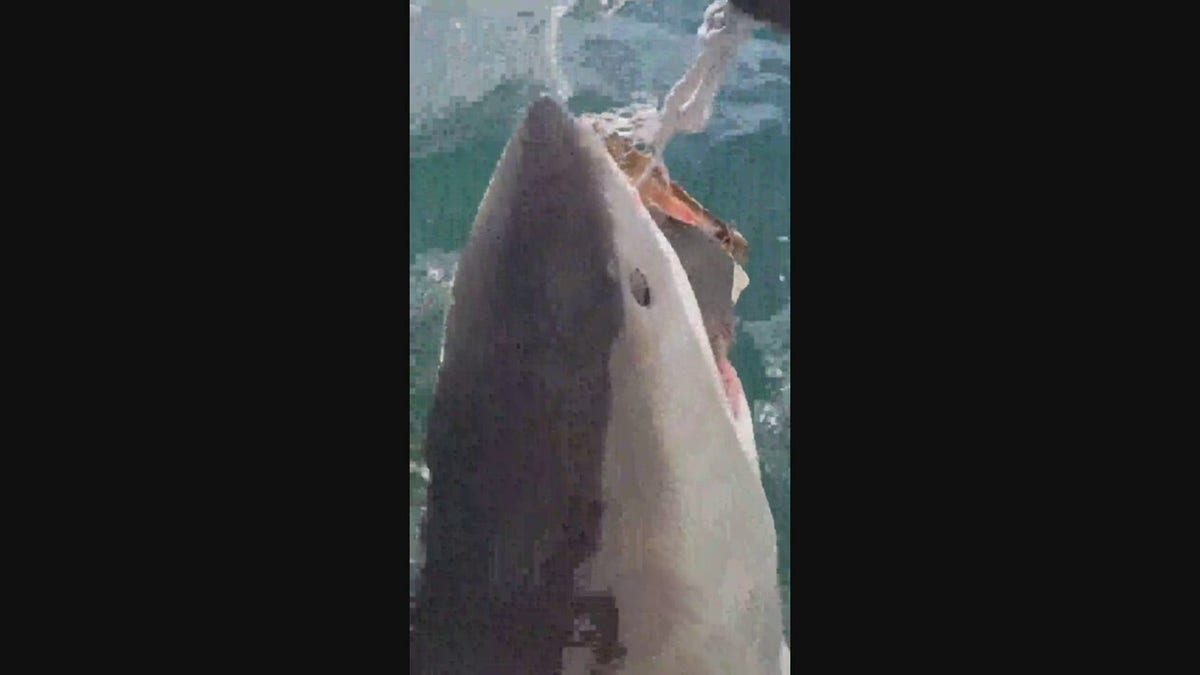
410,96,788,674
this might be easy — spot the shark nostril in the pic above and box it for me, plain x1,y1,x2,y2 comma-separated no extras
629,268,651,307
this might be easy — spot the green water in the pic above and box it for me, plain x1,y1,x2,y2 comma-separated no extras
409,0,790,640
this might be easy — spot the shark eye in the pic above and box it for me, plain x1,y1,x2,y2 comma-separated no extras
629,268,651,307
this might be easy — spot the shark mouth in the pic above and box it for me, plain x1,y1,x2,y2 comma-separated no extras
587,121,752,419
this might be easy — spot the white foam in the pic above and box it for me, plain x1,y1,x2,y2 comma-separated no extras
409,1,579,130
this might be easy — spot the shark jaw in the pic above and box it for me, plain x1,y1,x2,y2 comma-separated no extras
412,97,784,674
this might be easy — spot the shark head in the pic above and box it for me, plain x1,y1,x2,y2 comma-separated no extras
412,97,785,674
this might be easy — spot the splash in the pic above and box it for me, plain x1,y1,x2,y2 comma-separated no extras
409,249,459,584
743,300,791,641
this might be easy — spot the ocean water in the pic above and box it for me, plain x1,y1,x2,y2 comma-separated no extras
409,0,791,640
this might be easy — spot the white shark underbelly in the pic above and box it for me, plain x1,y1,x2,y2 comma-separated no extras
568,118,781,673
411,97,786,674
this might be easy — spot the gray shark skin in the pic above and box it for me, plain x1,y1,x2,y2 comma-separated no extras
656,216,736,357
412,97,784,674
412,97,623,673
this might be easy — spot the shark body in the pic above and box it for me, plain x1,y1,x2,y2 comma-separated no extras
412,97,786,674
